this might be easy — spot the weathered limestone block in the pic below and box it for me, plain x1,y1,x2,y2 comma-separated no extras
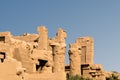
69,43,81,76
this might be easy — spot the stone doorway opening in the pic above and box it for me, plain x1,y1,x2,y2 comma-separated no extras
36,59,48,73
0,52,6,62
0,36,5,43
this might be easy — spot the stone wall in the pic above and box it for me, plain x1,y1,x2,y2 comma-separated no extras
0,26,107,80
0,26,67,80
68,36,105,80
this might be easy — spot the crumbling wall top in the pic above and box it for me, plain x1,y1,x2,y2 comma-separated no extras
0,32,11,36
37,26,48,35
0,31,11,44
76,36,94,43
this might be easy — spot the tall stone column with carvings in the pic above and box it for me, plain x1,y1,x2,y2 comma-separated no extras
69,43,81,76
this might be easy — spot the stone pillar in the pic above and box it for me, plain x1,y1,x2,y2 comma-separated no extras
37,26,48,50
51,28,67,73
52,44,66,72
69,43,81,76
86,37,94,64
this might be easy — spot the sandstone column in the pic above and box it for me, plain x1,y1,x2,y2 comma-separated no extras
69,43,81,76
37,26,48,50
52,44,66,72
51,28,67,73
37,26,54,73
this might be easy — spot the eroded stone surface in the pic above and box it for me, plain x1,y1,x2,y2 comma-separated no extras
0,26,114,80
0,26,67,80
68,43,81,76
68,37,106,80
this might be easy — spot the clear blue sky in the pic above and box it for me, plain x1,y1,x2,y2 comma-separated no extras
0,0,120,72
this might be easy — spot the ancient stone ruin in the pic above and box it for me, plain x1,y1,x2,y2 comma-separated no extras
0,26,116,80
67,37,105,80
